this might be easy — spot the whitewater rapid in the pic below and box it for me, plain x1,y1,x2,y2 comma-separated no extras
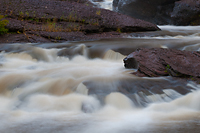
0,35,200,132
0,0,200,132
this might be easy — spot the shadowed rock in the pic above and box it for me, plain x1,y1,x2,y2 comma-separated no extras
84,77,196,106
113,0,200,25
171,0,200,25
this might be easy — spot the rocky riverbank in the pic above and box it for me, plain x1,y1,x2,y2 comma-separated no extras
0,0,159,43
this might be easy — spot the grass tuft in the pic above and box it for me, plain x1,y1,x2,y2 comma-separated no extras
0,15,9,35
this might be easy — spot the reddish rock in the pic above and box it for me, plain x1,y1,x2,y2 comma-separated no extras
0,0,159,43
124,48,200,83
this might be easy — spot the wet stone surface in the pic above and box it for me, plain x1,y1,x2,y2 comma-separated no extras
124,48,200,83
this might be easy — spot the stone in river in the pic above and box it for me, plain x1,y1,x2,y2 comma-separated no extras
124,48,200,83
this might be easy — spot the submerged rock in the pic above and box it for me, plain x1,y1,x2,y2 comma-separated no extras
113,0,200,25
124,48,200,83
84,77,196,106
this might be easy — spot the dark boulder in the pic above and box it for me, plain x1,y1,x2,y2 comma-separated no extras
171,0,200,25
124,48,200,83
113,0,178,25
113,0,200,25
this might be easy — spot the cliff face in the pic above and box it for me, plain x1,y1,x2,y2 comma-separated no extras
113,0,200,25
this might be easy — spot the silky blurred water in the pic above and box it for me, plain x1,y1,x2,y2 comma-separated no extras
0,25,200,133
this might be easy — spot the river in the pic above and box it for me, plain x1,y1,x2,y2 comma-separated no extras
0,1,200,133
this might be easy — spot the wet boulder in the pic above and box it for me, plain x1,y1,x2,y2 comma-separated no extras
124,48,200,83
171,0,200,25
113,0,200,25
113,0,178,25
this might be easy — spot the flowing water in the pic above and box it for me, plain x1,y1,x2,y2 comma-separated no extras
0,1,200,132
0,25,200,132
90,0,113,10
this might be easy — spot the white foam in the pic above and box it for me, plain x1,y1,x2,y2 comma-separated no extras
105,92,134,109
90,0,113,10
0,42,199,132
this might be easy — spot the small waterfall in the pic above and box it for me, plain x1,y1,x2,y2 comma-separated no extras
90,0,113,10
105,92,134,109
103,49,126,60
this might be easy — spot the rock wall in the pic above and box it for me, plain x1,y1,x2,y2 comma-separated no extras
113,0,200,25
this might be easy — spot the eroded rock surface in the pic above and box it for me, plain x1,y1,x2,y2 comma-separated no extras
124,48,200,83
0,0,159,43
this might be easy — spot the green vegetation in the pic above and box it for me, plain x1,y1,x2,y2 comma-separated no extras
43,21,62,32
25,11,29,17
68,11,77,22
33,11,36,17
92,21,99,26
166,64,170,69
190,76,194,80
0,15,9,35
19,11,24,17
55,36,61,40
96,10,101,16
1,7,100,34
41,18,81,32
81,19,85,23
116,28,121,33
164,64,170,72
